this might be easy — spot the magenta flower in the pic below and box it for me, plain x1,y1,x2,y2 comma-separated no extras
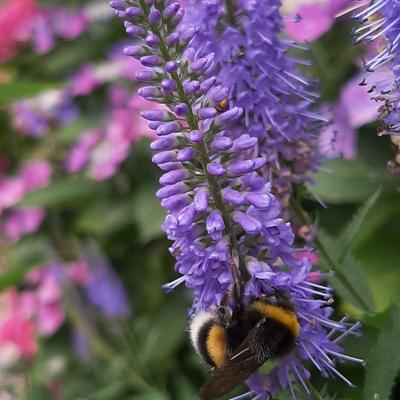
20,159,52,192
284,0,351,41
0,289,38,360
2,207,45,243
65,130,101,173
320,75,378,159
31,6,89,55
0,0,38,63
0,178,25,214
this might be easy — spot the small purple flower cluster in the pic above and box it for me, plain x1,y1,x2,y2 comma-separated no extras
353,1,400,135
110,0,362,397
183,0,324,211
352,1,400,173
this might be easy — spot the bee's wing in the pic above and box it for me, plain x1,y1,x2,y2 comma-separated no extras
199,325,263,400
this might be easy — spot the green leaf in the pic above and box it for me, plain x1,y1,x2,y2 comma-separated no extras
308,160,384,204
316,229,375,314
329,253,375,314
75,201,132,235
364,305,400,400
338,190,381,263
128,391,167,400
131,186,165,243
0,236,50,291
141,298,186,371
0,82,62,104
20,177,109,208
54,118,93,144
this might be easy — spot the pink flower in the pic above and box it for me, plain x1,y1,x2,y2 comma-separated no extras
0,0,39,63
65,130,101,173
0,314,38,359
0,290,38,359
20,159,52,192
37,303,64,337
2,207,45,243
0,178,25,213
320,75,378,159
295,250,318,265
70,64,101,96
284,0,351,42
31,7,89,55
21,266,65,336
66,261,91,286
285,4,333,42
53,9,89,40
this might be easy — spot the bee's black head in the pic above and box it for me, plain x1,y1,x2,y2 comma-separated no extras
259,289,295,311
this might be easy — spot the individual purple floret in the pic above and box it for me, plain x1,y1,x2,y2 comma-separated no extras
183,0,325,212
110,0,362,398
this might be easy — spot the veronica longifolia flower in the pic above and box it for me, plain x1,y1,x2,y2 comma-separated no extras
183,0,326,210
111,0,362,397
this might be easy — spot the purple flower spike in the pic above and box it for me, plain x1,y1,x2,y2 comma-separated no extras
183,0,322,213
112,2,362,398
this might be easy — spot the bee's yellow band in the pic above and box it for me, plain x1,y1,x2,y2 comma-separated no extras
206,325,229,368
252,302,300,338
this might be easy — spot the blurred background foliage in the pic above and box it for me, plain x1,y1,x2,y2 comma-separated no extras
1,1,400,399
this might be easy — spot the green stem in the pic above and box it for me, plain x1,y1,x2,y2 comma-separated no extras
142,1,247,280
224,0,237,26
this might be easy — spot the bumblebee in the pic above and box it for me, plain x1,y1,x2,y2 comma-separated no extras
189,288,300,400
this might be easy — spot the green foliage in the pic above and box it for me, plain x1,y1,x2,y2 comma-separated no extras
0,81,62,104
364,306,400,400
0,236,51,290
308,160,384,204
20,176,110,208
131,185,165,243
